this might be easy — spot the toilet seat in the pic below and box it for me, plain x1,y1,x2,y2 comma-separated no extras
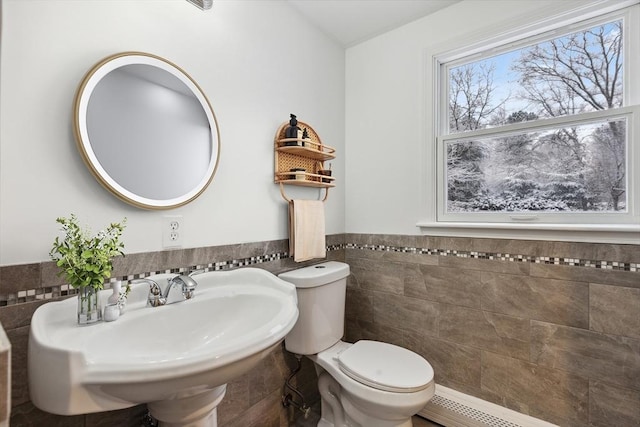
337,340,433,393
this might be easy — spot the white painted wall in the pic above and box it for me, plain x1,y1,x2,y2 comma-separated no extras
344,0,614,236
0,0,345,265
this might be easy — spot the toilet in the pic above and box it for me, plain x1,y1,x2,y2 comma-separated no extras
280,261,435,427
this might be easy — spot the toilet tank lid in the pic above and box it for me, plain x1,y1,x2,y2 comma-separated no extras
278,261,350,288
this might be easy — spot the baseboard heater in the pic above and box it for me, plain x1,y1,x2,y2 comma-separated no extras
419,385,558,427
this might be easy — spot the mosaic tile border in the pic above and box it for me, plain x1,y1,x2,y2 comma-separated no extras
345,243,639,272
123,251,290,281
1,242,638,307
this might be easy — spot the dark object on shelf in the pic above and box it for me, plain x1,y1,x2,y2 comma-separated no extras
285,114,301,142
302,128,310,147
318,169,332,183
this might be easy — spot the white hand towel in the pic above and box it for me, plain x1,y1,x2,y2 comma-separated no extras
289,200,326,262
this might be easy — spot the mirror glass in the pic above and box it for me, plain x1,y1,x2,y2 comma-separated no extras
74,52,220,209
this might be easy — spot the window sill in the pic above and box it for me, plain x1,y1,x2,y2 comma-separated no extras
416,221,640,244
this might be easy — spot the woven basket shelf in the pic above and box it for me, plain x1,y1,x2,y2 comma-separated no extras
274,120,335,190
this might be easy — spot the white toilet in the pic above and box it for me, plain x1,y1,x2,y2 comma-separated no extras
280,261,435,427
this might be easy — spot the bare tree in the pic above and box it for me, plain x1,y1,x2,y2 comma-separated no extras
513,20,625,210
449,63,505,131
447,63,510,206
590,125,626,210
514,21,622,115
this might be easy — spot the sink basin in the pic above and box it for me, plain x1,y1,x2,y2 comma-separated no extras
29,267,298,426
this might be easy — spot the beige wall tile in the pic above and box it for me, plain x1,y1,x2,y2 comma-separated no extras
345,288,374,322
589,381,640,427
344,233,374,245
40,261,66,287
405,332,481,389
248,347,288,407
469,238,546,257
6,326,28,407
110,250,178,278
541,241,599,260
0,300,49,330
222,390,281,427
372,234,419,248
531,321,640,391
405,265,483,309
417,236,474,252
439,305,529,360
326,233,345,246
0,263,40,295
481,272,589,328
482,351,589,426
382,251,439,265
373,292,439,336
346,248,387,262
595,244,640,264
530,263,640,289
325,248,345,263
349,258,406,294
590,284,640,339
345,318,406,347
217,372,250,426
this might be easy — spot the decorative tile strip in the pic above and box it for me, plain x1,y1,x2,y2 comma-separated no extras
344,243,638,272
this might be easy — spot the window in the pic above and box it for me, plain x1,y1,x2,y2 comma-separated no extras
434,4,639,228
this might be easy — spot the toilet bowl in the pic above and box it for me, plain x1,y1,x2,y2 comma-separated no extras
280,262,435,427
311,340,434,427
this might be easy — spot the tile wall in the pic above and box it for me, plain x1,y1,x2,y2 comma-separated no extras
344,234,640,427
1,233,638,426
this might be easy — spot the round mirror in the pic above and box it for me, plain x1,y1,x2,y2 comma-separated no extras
73,52,220,209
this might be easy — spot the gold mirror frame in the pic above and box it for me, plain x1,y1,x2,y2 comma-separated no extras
73,52,220,209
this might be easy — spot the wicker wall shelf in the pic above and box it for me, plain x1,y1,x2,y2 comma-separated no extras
274,120,336,193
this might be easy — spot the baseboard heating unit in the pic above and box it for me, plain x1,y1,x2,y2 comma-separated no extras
419,385,558,427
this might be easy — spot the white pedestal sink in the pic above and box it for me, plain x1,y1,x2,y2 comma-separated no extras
28,268,299,427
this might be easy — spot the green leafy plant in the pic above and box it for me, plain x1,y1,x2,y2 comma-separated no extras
50,214,127,291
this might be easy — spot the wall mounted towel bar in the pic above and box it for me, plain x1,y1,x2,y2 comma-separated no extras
279,182,329,203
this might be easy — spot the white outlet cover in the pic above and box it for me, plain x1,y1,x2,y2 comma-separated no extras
163,216,183,248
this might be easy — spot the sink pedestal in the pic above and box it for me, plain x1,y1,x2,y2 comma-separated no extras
147,385,227,427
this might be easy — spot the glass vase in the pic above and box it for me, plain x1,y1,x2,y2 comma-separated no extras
77,286,102,325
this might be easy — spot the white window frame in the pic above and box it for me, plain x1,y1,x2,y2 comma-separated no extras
419,1,640,243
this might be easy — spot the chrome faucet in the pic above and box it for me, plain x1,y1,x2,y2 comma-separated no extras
131,272,200,308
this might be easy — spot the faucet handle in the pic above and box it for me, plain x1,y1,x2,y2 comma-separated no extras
189,269,205,277
171,275,198,300
131,278,166,307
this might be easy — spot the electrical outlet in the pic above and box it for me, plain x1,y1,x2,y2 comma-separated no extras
163,216,183,248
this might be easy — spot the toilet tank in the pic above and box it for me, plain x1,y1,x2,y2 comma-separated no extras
279,261,350,355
